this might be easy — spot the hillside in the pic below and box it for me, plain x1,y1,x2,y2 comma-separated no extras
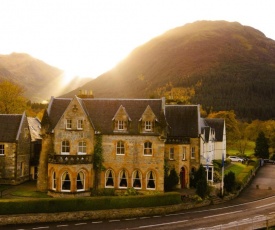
0,53,90,102
63,20,275,120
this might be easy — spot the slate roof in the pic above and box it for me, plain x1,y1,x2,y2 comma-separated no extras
0,114,24,142
165,105,200,138
204,118,225,142
27,117,42,141
47,97,72,130
47,97,166,135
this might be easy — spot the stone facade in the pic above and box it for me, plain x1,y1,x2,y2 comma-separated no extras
40,96,225,196
0,113,31,185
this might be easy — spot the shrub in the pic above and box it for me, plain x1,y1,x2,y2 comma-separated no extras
224,171,236,193
0,192,182,215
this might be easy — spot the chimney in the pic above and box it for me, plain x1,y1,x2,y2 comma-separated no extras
78,89,94,98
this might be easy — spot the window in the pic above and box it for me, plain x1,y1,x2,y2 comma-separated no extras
191,147,195,159
146,171,156,190
132,170,142,189
119,170,128,188
116,141,125,155
115,120,127,131
77,171,85,191
0,144,4,155
144,141,152,155
77,119,83,130
61,140,70,154
169,147,174,160
145,121,152,131
61,172,71,192
182,147,186,160
78,141,86,155
66,119,72,129
52,172,56,190
105,169,114,187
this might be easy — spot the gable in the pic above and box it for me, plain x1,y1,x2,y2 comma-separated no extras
140,105,156,121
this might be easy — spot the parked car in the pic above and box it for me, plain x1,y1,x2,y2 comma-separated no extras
263,159,275,164
228,156,244,162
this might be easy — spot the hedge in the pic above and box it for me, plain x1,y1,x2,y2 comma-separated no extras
0,192,181,215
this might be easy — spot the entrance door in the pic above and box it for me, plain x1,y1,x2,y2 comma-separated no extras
180,167,185,189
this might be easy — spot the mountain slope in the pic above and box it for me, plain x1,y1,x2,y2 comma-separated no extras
0,53,91,102
64,20,275,120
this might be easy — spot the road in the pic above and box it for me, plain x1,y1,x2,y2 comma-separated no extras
4,164,275,230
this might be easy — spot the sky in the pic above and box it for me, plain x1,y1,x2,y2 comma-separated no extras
1,0,275,82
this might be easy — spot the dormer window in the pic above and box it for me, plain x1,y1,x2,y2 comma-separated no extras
66,119,72,130
140,105,156,133
113,105,131,132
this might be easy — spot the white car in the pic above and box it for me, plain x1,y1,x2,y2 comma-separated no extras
228,156,244,162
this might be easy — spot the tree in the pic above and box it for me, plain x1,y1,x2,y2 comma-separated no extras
207,110,240,143
0,80,27,114
224,171,236,193
194,164,209,198
164,168,179,191
254,131,269,159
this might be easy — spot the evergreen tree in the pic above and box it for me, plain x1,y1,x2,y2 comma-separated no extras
254,131,269,159
194,164,209,198
224,171,236,193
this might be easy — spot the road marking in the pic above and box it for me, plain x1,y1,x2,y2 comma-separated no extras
137,220,188,229
125,218,137,221
57,225,68,227
153,215,161,218
75,223,87,226
32,227,49,230
256,202,275,209
203,210,243,218
165,213,181,216
109,219,120,222
92,221,103,224
140,217,150,219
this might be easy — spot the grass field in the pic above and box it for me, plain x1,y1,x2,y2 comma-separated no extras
227,141,255,157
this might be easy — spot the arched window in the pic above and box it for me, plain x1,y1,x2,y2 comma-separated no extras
105,169,114,188
52,171,56,190
78,141,87,155
146,171,156,190
116,141,125,155
132,170,142,189
144,141,152,155
77,171,85,191
61,140,70,155
61,172,71,192
119,170,128,188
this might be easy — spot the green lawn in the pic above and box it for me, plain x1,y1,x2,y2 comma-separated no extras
227,141,255,157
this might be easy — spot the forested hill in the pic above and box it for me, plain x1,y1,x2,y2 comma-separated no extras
63,20,275,120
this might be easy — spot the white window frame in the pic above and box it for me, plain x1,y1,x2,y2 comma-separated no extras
61,140,70,155
76,171,85,192
66,119,72,129
0,144,4,155
77,119,83,130
116,141,125,155
146,171,156,190
182,147,186,160
145,121,152,131
52,171,56,190
78,141,87,155
118,170,128,189
169,147,174,160
144,141,152,156
61,172,71,192
132,170,142,189
105,169,115,188
118,120,125,130
191,146,195,159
